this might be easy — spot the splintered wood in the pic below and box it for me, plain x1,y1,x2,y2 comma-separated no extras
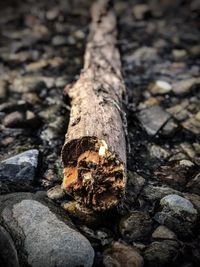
61,0,127,211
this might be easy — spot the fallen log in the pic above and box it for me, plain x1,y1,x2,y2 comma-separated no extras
61,0,127,211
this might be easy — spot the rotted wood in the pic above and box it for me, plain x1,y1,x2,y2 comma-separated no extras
61,0,127,211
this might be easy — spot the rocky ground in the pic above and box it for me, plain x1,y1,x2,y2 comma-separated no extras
0,0,200,266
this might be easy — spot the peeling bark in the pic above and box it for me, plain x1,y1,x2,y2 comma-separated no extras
62,0,127,211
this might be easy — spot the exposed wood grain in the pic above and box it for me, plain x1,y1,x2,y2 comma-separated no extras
62,0,127,211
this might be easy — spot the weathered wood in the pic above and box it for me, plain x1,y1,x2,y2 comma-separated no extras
61,0,127,211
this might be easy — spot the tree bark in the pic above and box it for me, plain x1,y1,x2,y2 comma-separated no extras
61,0,127,211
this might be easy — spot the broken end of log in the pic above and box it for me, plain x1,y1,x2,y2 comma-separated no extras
61,136,126,211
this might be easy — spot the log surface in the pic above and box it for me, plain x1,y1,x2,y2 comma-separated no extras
62,0,127,211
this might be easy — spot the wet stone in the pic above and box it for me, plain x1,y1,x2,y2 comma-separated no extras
137,106,171,136
119,211,153,242
103,242,144,267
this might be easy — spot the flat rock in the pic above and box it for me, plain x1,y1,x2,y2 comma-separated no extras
1,194,94,267
0,149,39,192
137,106,171,136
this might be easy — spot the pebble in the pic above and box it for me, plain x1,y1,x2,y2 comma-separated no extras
160,194,197,216
119,211,153,242
182,116,200,135
2,110,38,128
52,35,69,46
2,199,94,267
132,4,150,20
149,80,172,95
103,242,144,267
172,78,200,95
62,201,105,227
0,149,39,192
137,105,171,136
128,47,158,62
161,118,178,136
172,49,187,61
2,111,24,127
11,76,46,93
149,144,170,160
142,184,182,202
0,226,19,267
127,172,145,196
155,194,197,237
47,184,65,200
152,225,177,240
144,240,179,267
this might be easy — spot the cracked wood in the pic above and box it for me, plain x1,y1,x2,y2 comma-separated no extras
61,0,127,211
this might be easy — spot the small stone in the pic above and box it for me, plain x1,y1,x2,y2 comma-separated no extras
128,47,158,62
132,4,150,20
47,184,65,200
160,194,197,214
119,212,153,242
182,116,200,135
172,78,200,95
11,76,46,93
2,199,94,267
2,111,24,127
0,149,39,191
142,184,181,202
0,226,19,267
149,80,172,95
152,226,177,240
161,118,178,136
137,106,171,136
127,172,145,196
155,195,197,237
46,8,59,20
62,201,104,227
103,242,144,267
144,240,179,267
172,49,187,61
52,35,69,46
149,144,170,160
